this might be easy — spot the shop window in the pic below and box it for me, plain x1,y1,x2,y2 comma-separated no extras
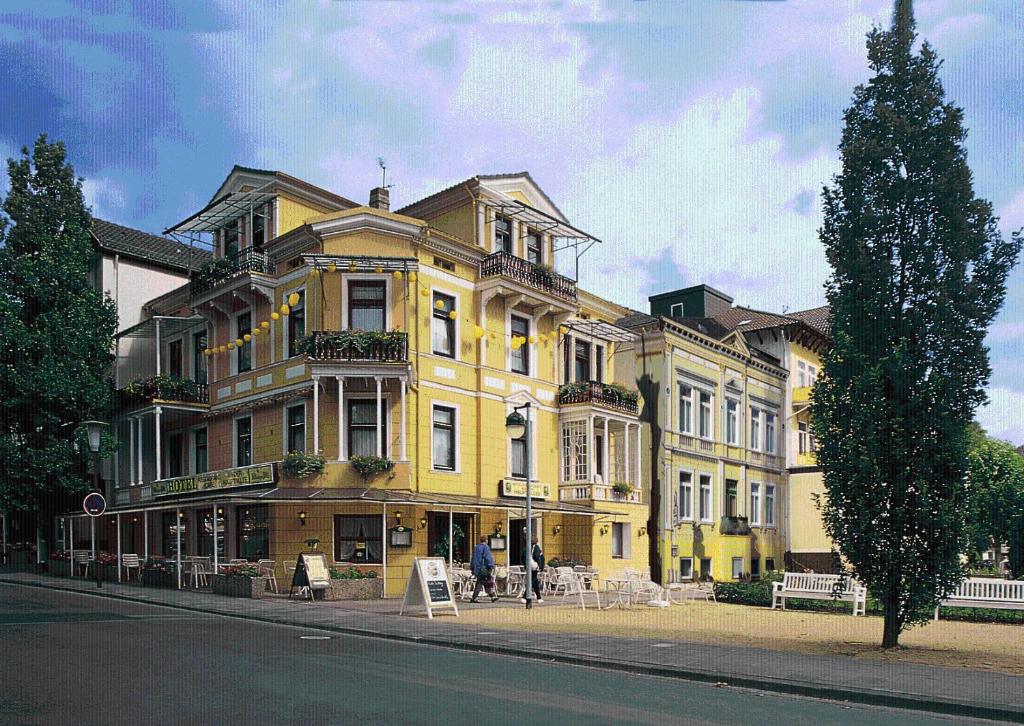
199,508,226,559
335,515,383,564
237,505,269,561
162,511,187,558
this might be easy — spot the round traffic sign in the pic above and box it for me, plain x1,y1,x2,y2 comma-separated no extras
83,492,107,517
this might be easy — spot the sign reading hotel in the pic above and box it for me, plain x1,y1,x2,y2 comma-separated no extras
152,463,275,497
499,479,551,500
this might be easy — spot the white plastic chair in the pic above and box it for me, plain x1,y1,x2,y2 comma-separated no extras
74,551,92,577
122,554,142,581
257,559,278,593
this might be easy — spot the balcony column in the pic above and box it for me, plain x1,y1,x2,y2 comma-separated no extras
128,417,136,486
312,375,321,455
116,513,122,582
136,416,143,485
375,376,383,457
623,422,630,484
143,512,149,560
400,378,407,462
634,423,642,489
602,417,610,485
155,319,162,376
336,376,345,461
586,415,594,483
154,407,162,482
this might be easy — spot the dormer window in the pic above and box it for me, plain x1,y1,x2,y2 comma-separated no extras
495,215,512,254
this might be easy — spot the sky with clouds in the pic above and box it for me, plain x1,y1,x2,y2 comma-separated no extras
1,0,1022,442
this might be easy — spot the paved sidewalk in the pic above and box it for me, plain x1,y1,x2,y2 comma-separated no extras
3,572,1022,723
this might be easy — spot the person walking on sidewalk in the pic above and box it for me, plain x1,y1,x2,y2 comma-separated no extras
521,534,545,604
470,536,498,603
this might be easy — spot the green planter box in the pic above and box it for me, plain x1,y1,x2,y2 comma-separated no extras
328,578,383,600
141,569,178,588
211,574,268,599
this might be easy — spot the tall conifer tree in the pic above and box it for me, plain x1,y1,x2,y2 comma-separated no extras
0,135,118,535
811,1,1022,647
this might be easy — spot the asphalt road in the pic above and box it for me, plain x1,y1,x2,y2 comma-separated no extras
0,585,1000,726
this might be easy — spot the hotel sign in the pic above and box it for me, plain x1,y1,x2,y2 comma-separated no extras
499,479,551,500
152,463,275,497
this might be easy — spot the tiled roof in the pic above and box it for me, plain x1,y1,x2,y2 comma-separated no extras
92,218,211,273
711,306,795,333
789,305,832,336
615,311,659,329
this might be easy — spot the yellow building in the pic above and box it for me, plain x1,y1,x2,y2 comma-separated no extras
87,167,648,597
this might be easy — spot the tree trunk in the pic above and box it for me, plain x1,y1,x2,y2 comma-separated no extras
882,598,901,649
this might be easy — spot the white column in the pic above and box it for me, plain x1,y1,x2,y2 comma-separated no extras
448,508,454,570
128,418,136,485
624,423,630,485
476,202,486,247
143,512,149,560
116,513,122,582
212,504,219,573
400,379,407,462
635,423,642,490
586,415,594,483
375,376,383,457
136,416,143,485
312,376,321,454
505,509,511,567
175,508,182,589
69,518,74,577
602,417,610,484
155,319,162,376
154,407,163,481
381,504,387,599
336,376,345,461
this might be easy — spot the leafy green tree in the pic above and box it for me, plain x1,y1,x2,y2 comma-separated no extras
0,135,118,536
965,436,1024,576
811,1,1022,648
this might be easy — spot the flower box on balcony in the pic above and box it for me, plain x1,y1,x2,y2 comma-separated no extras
300,330,408,362
211,573,268,599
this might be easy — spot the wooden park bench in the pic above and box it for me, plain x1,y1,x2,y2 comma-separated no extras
772,572,867,616
935,577,1024,620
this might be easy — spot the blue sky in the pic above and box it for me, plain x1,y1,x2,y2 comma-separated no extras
2,0,1022,442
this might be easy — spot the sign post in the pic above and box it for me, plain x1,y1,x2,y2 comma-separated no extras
400,557,459,619
83,493,106,589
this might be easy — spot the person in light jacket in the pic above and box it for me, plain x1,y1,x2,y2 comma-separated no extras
470,536,498,603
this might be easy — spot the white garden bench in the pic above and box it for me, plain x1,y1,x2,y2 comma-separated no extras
772,572,867,616
935,577,1024,620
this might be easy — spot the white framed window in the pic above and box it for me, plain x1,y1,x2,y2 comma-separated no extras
698,474,713,523
807,365,817,386
798,422,808,454
284,288,306,359
732,557,744,580
495,214,512,254
765,484,776,528
561,420,588,482
344,276,390,332
749,482,761,526
431,404,457,472
232,310,252,374
765,412,776,454
284,402,306,455
749,406,761,451
751,557,761,579
234,415,252,467
670,302,684,317
698,389,713,439
678,384,693,434
797,360,806,388
678,470,694,521
431,290,457,359
509,314,531,375
725,399,739,445
679,557,694,580
611,522,631,559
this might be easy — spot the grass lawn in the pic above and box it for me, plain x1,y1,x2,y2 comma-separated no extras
457,600,1024,675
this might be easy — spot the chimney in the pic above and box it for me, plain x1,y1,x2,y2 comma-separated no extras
369,187,390,211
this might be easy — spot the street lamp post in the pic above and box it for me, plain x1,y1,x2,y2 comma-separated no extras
83,421,108,589
505,405,533,610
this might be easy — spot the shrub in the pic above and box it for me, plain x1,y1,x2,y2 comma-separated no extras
713,571,783,606
331,566,378,580
282,451,326,479
350,455,395,478
611,482,633,496
221,563,261,578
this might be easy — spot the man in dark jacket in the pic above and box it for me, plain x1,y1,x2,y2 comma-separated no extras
521,534,544,603
470,535,498,603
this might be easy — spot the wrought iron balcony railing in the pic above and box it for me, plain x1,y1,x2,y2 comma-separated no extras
302,331,408,362
191,247,274,296
479,251,577,302
558,381,639,415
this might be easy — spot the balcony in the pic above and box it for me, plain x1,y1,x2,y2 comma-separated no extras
720,515,751,535
190,247,273,297
558,381,639,416
117,375,209,409
559,483,643,505
301,331,408,362
480,251,577,303
792,386,812,405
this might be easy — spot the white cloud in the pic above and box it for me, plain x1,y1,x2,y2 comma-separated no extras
978,386,1024,446
81,176,128,222
999,190,1024,235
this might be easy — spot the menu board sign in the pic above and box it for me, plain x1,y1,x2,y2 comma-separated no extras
499,480,551,500
400,557,459,619
152,463,275,497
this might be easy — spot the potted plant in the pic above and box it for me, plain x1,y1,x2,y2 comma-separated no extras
611,482,634,500
211,563,269,599
282,451,326,479
95,553,120,582
328,566,383,600
350,454,395,479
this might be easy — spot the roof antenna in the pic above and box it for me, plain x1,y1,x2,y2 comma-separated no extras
377,157,392,189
